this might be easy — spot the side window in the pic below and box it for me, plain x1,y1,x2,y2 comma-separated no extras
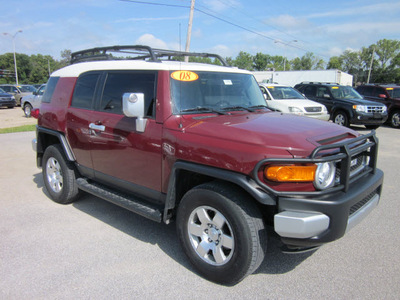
260,86,270,100
41,77,60,103
303,86,316,97
71,73,100,109
317,87,329,98
100,71,157,117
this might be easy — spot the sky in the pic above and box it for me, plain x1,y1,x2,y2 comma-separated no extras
1,0,400,63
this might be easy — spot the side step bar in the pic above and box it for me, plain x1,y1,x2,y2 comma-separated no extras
76,178,163,222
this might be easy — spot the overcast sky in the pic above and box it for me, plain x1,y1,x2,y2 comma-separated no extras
1,0,399,61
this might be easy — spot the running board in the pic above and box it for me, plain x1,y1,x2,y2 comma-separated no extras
76,178,162,222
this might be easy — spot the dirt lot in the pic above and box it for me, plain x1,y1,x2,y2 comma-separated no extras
0,107,37,129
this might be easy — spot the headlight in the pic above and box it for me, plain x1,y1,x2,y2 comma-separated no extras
353,105,367,112
289,107,303,115
382,106,387,113
322,106,328,112
314,162,336,190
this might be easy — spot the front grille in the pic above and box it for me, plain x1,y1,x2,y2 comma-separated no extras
305,106,322,113
335,153,368,183
349,188,378,216
0,97,12,101
366,106,385,113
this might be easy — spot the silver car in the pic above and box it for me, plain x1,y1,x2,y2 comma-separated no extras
21,84,46,117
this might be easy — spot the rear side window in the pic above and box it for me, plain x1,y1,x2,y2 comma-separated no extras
41,77,60,103
71,73,100,109
99,71,157,117
303,85,316,97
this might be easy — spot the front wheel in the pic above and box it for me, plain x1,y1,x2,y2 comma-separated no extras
23,103,33,117
389,111,400,128
333,111,349,127
42,144,80,204
176,182,267,285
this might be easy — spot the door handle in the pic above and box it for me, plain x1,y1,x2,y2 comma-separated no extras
89,123,105,132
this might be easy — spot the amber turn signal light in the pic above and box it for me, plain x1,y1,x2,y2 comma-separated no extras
264,165,317,182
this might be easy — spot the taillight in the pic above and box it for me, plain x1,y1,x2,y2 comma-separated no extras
31,108,40,119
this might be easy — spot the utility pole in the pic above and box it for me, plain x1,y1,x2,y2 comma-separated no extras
367,46,375,84
184,0,195,62
3,30,22,85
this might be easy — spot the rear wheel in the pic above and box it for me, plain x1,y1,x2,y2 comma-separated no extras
23,103,33,117
333,111,349,127
176,182,267,285
42,144,80,204
389,111,400,128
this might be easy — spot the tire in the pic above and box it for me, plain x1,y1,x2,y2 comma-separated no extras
176,181,267,285
389,111,400,128
365,125,380,130
23,103,33,117
333,111,349,127
42,144,80,204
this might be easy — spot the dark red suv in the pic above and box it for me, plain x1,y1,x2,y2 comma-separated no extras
356,84,400,128
32,46,384,285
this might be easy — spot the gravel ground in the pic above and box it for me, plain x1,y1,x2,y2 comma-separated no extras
0,107,37,129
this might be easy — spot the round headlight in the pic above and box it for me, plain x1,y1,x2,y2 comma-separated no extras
314,162,336,190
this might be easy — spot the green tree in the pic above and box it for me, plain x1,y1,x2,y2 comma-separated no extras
253,53,271,71
232,51,254,70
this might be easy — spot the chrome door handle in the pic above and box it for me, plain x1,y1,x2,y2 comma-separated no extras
89,123,105,132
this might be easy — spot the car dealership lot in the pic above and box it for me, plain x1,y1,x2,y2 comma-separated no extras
1,126,399,299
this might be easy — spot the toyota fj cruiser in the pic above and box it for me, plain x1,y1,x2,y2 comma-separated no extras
33,46,384,285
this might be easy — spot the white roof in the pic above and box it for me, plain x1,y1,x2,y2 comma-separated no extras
52,60,250,77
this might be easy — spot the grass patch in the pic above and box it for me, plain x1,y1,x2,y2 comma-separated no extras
0,124,36,134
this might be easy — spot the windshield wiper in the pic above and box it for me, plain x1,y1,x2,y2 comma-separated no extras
222,106,255,112
180,106,228,115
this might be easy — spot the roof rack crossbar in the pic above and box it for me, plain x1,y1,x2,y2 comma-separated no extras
70,45,230,67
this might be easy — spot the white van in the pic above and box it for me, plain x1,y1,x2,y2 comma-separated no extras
259,83,330,121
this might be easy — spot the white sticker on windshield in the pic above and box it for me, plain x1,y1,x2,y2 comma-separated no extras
223,80,233,85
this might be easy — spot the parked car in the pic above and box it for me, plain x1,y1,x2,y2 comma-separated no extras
259,83,329,121
21,84,46,117
33,45,383,285
294,82,388,129
0,87,17,108
0,84,36,106
356,84,400,128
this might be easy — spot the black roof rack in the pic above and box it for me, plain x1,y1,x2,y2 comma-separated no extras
70,45,230,67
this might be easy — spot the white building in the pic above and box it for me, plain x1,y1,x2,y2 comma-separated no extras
253,69,353,87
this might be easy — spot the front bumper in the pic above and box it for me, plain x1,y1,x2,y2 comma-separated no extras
275,168,383,248
0,99,16,108
351,111,388,125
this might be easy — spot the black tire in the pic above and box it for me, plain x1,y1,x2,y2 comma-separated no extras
23,103,33,117
333,110,349,127
176,181,267,285
42,144,80,204
389,111,400,128
365,125,380,130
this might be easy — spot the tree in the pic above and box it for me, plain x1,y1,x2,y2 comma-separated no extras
289,52,324,70
232,51,254,71
253,53,271,71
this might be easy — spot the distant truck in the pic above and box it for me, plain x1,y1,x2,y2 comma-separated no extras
253,69,353,87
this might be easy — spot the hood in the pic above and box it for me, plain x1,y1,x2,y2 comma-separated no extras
176,111,358,158
336,97,384,106
276,99,325,108
0,92,12,97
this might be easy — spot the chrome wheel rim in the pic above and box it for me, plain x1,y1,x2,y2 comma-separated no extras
334,114,345,126
24,105,31,117
187,206,234,266
392,113,400,127
46,157,63,193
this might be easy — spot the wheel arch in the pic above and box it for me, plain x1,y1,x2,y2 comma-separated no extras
162,161,276,223
36,126,76,168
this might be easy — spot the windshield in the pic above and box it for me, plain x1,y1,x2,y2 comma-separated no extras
267,86,305,100
387,88,400,98
0,88,5,93
170,71,266,114
18,85,36,93
329,86,363,99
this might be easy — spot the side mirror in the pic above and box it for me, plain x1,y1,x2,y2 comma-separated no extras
323,94,331,99
378,94,387,99
263,93,267,100
122,93,147,132
33,91,38,96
